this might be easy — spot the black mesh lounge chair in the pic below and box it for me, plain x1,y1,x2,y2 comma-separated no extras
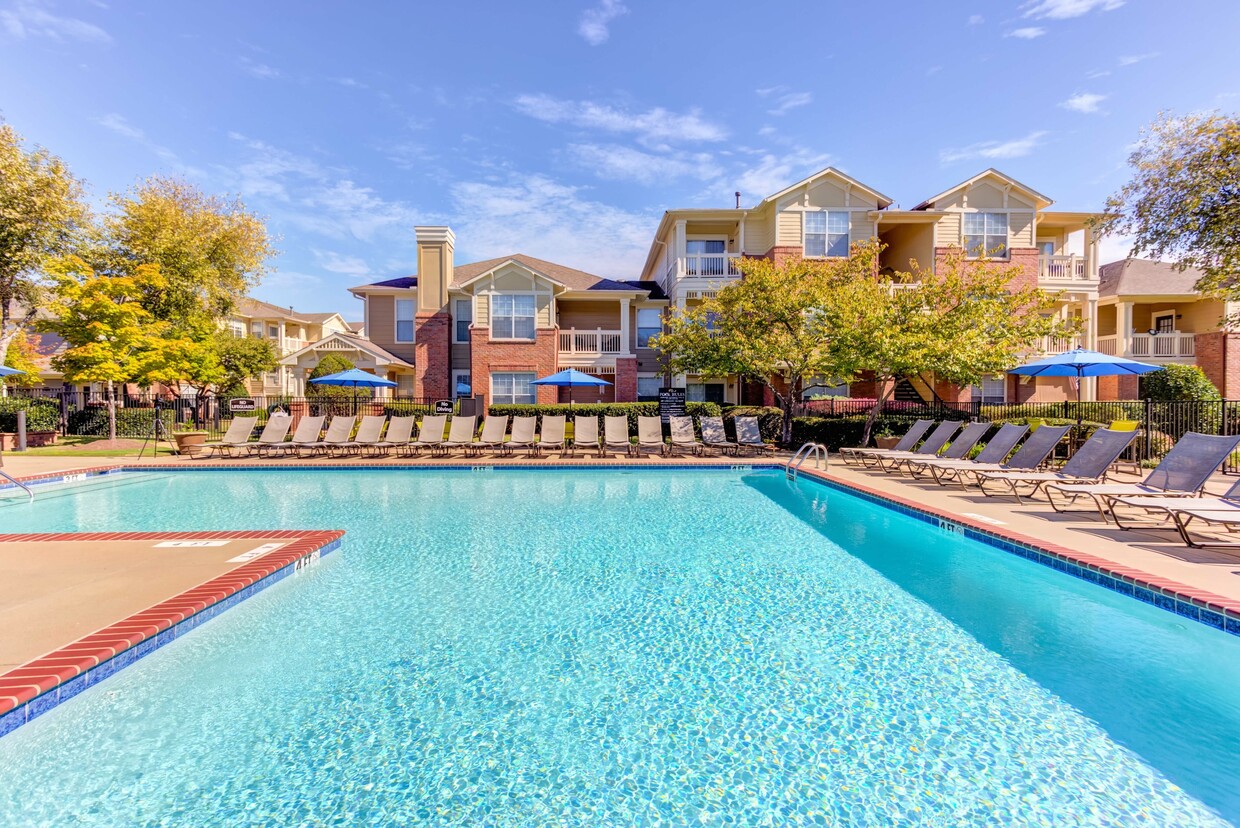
926,424,1069,489
1165,481,1240,546
975,428,1137,502
868,421,962,471
1047,432,1240,522
880,421,990,476
839,419,932,466
905,423,1028,480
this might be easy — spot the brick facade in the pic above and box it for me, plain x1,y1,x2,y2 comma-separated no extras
470,327,560,405
934,246,1039,291
1194,331,1240,398
413,312,451,400
1096,374,1140,400
614,356,637,403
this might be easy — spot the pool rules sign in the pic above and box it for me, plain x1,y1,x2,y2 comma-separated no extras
658,387,686,424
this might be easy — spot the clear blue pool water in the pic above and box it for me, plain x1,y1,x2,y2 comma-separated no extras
0,468,1238,826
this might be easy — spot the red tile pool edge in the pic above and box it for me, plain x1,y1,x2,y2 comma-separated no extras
0,529,344,720
797,467,1240,622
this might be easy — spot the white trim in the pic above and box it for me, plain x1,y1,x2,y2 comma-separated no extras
1151,310,1177,334
489,293,537,341
451,368,471,398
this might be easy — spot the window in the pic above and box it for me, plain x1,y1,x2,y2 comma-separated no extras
227,320,246,339
395,299,415,343
267,324,279,339
637,309,661,348
1038,241,1055,257
963,213,1007,258
491,294,536,340
396,374,415,396
1152,311,1176,333
804,211,849,258
971,375,1006,404
491,372,536,405
250,321,263,338
637,376,661,402
687,383,725,403
454,298,473,343
452,370,472,398
265,371,280,387
704,311,720,331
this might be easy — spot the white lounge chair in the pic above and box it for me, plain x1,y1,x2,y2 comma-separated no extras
506,416,538,456
339,415,388,456
603,415,632,456
305,415,357,457
735,417,776,456
700,416,738,456
668,416,702,456
440,416,478,456
537,415,566,456
636,416,666,457
409,414,447,456
202,416,258,458
270,415,325,458
570,415,601,457
468,415,509,457
374,416,415,457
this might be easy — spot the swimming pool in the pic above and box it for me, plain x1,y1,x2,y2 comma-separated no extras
0,467,1237,825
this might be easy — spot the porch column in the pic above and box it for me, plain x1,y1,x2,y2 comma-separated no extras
1084,297,1099,401
619,297,631,355
1117,301,1133,357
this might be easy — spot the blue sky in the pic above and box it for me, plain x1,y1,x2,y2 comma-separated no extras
2,0,1237,319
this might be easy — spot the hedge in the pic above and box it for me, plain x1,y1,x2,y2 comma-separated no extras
486,402,722,432
67,406,177,438
0,397,60,433
721,406,783,442
788,415,977,451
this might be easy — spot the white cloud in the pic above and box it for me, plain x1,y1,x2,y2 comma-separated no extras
940,131,1048,164
1118,52,1157,66
95,113,185,167
566,143,720,185
1022,0,1123,19
577,0,627,46
312,250,372,278
0,0,109,43
239,57,281,79
759,89,813,116
514,93,727,145
1061,92,1106,113
449,174,654,279
1006,26,1046,39
967,14,985,24
732,147,832,199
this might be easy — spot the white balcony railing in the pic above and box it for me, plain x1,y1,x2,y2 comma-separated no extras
1041,334,1084,355
1039,255,1092,282
282,337,309,353
1095,332,1195,358
558,328,623,355
682,253,742,278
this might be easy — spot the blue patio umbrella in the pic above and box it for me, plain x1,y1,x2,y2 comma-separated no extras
1007,348,1160,419
309,368,397,414
531,368,612,411
0,365,23,378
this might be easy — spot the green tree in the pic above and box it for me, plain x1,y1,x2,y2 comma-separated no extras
37,257,195,440
99,176,276,329
213,332,278,395
0,123,89,368
1098,112,1240,299
308,353,356,399
1,331,40,388
1140,364,1221,401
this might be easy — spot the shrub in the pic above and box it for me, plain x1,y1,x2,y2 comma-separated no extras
1141,364,1221,401
721,406,783,442
0,397,60,432
67,405,177,438
486,401,722,433
787,416,966,450
308,354,358,399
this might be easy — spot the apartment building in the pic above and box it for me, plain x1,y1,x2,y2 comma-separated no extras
228,298,350,395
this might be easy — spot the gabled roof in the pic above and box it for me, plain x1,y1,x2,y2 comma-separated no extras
352,253,658,297
234,297,312,322
757,166,893,209
299,311,348,326
618,280,669,301
278,331,414,369
1099,258,1204,298
912,168,1052,211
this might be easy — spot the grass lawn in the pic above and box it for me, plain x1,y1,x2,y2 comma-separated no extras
9,436,180,457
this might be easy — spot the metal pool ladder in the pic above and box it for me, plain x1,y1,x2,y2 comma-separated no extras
786,442,828,480
0,469,33,503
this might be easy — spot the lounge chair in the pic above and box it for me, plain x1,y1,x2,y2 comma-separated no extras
636,416,666,457
838,419,933,466
202,416,258,458
506,416,538,456
906,423,1028,480
924,424,1069,489
735,416,777,456
440,416,478,456
468,415,509,457
868,421,963,471
242,415,292,458
880,421,989,475
339,415,387,457
537,415,566,456
408,414,447,456
569,415,601,457
1168,487,1240,547
668,416,703,456
975,428,1138,502
1047,432,1240,522
268,415,325,458
603,415,632,457
700,416,738,456
305,415,357,457
373,416,415,457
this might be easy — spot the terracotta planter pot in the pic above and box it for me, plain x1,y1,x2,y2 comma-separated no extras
173,431,209,456
0,431,58,450
874,435,901,450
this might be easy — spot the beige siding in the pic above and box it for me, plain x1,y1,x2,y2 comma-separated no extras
366,295,416,362
1009,212,1035,247
849,213,877,246
933,213,961,247
559,300,622,331
880,224,935,274
743,215,772,254
1036,228,1066,254
536,294,553,328
776,211,801,246
476,294,490,326
1132,299,1226,333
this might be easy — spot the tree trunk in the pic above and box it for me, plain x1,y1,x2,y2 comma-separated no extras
107,380,117,442
860,379,895,448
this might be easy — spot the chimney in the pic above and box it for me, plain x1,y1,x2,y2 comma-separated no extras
414,226,454,314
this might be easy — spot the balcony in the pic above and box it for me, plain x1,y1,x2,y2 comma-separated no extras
1038,255,1094,285
1041,334,1084,355
1096,332,1196,360
558,328,625,361
282,337,309,354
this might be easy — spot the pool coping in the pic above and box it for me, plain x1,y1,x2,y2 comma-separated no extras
0,529,344,739
4,461,1239,639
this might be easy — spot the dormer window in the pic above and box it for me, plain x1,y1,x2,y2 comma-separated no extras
963,213,1007,259
492,294,536,340
804,211,849,258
